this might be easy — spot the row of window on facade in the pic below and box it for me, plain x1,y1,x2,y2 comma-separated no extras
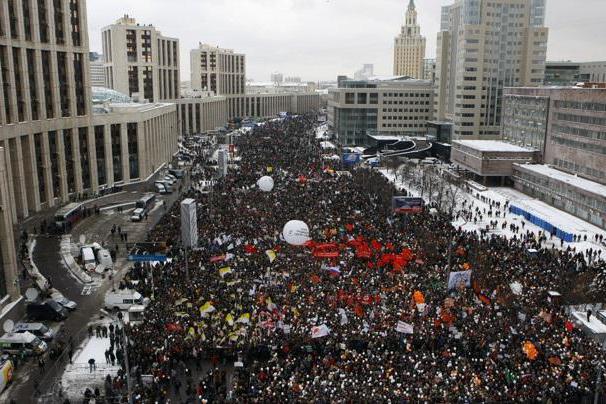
2,0,83,46
4,125,140,204
0,47,87,124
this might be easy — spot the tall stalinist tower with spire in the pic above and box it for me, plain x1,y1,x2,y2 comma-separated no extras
393,0,426,78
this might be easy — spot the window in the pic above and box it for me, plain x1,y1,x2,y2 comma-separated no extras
345,93,355,104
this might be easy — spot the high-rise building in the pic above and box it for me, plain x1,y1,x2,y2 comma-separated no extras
0,147,20,310
422,59,436,82
90,52,106,87
434,0,549,139
102,15,180,102
0,3,179,219
190,43,246,96
393,0,426,78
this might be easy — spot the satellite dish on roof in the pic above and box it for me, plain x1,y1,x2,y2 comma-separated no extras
79,234,86,245
25,288,39,301
3,320,14,334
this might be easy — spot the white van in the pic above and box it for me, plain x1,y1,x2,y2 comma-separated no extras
96,248,113,271
13,322,55,341
130,208,145,222
104,289,149,311
81,247,96,271
0,332,47,356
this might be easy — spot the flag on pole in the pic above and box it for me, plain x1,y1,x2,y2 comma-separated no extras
311,324,330,338
265,250,277,263
225,313,235,326
199,302,216,315
395,321,414,334
236,313,251,324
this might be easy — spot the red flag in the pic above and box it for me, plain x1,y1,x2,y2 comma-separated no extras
244,244,257,254
565,321,574,332
345,224,354,233
310,274,321,285
371,240,382,251
361,295,374,305
354,304,364,318
385,242,395,251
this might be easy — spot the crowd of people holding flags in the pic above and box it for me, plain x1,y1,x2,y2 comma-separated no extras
112,115,605,403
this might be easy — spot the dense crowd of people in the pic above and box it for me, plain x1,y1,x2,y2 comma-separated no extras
109,116,605,403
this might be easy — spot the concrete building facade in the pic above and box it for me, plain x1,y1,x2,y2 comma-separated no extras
393,0,426,79
177,93,321,135
512,164,606,229
503,87,606,185
0,147,20,306
434,0,549,139
102,15,180,102
190,43,246,96
0,3,179,220
327,77,433,146
89,52,106,87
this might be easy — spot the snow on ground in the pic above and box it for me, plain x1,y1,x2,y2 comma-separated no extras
379,167,606,259
61,318,121,400
572,311,606,334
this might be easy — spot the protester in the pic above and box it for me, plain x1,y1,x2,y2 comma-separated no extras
107,116,605,403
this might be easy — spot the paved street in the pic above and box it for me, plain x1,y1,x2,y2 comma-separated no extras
2,174,189,403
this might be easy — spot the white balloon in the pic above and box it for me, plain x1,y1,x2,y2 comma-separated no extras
257,176,274,192
282,220,310,246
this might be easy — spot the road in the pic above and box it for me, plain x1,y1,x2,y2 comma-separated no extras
2,175,189,403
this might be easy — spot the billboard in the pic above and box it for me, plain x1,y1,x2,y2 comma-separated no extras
342,153,361,166
392,197,425,214
181,198,198,248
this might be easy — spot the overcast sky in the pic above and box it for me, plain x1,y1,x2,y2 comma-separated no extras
87,0,606,82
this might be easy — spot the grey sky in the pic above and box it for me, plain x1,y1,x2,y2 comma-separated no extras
87,0,606,82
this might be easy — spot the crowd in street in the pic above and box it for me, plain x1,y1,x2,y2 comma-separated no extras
105,115,605,403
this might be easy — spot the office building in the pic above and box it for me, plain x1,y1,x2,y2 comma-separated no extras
503,87,606,185
512,164,606,229
0,3,179,220
177,93,320,135
422,58,435,82
270,72,283,84
434,0,549,139
190,43,246,96
285,76,302,83
102,15,180,102
393,0,426,78
327,76,433,146
90,52,106,87
545,61,580,86
579,61,606,83
0,147,20,313
354,64,374,81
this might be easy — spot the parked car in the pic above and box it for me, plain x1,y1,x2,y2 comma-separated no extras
154,182,167,194
27,300,68,321
50,291,77,311
13,322,55,341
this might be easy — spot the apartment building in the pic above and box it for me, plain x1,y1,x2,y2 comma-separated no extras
393,0,426,79
190,43,246,96
434,0,549,139
102,15,180,102
328,76,433,146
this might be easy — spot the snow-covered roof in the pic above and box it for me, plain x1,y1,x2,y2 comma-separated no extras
454,140,534,153
514,164,606,198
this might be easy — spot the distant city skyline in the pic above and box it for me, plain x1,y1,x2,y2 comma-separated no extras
87,0,606,82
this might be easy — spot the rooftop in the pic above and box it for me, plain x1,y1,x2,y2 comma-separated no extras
453,140,534,153
514,164,606,198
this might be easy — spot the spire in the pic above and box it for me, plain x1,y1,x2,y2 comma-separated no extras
408,0,415,11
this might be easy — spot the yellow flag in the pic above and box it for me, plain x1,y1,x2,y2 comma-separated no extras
267,166,273,173
200,301,216,314
265,250,277,263
219,267,233,278
236,313,251,324
226,313,234,326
